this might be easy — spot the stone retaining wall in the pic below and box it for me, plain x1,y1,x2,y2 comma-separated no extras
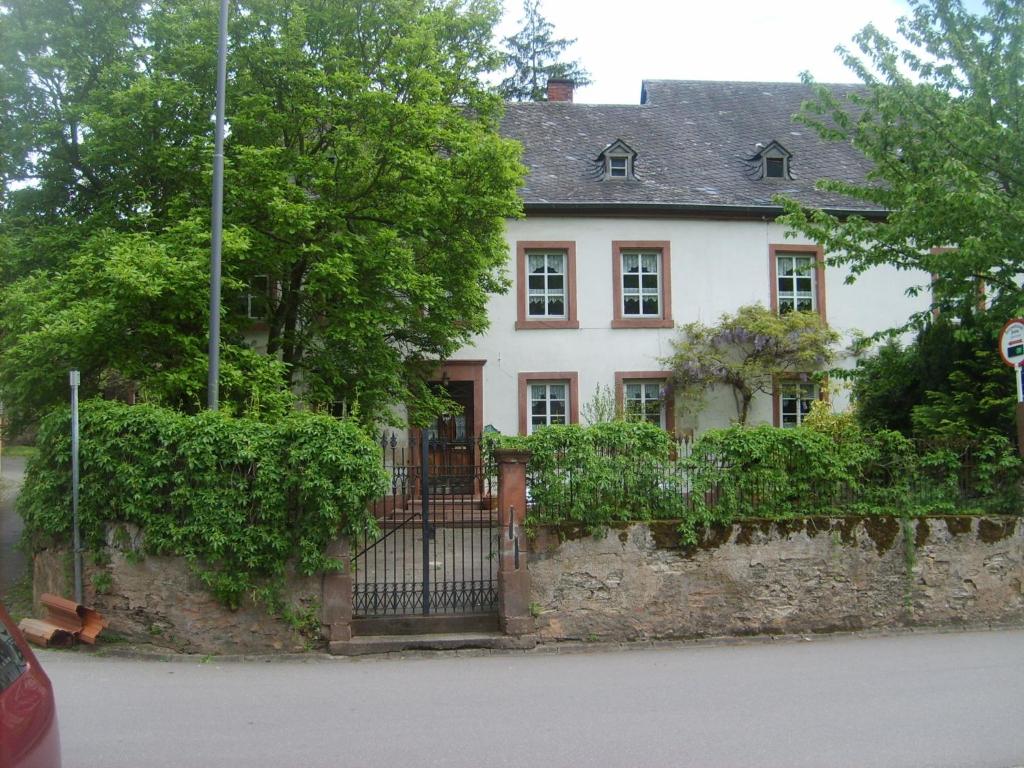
32,515,1023,652
527,516,1024,642
33,546,321,654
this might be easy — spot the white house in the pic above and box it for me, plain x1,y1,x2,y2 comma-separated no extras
429,79,930,441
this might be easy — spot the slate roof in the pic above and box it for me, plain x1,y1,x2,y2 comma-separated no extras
500,79,883,215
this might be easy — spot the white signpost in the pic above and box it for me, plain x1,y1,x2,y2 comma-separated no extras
998,318,1024,457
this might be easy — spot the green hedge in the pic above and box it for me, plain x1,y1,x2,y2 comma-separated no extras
509,418,1022,540
502,421,684,526
683,425,914,520
19,400,388,607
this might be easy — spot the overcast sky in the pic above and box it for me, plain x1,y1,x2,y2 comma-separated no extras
493,0,987,104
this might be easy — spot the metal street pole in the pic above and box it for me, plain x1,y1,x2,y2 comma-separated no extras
1017,365,1023,458
207,0,229,410
70,369,82,604
420,428,431,615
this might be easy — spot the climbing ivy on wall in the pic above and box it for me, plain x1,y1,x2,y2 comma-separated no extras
19,400,388,607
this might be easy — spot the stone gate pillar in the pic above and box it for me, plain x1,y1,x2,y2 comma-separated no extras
494,449,533,636
322,536,352,646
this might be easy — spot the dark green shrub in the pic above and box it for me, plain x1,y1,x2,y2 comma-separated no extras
686,425,858,520
19,400,387,607
912,432,1022,514
686,423,1021,520
511,414,1020,538
850,313,1018,442
507,420,684,527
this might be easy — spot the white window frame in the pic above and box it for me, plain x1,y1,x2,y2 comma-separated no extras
608,155,629,178
776,253,816,314
623,380,665,428
621,250,662,318
526,250,568,319
780,383,817,428
529,381,569,433
246,275,270,320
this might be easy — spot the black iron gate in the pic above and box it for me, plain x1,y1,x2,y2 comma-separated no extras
352,431,499,617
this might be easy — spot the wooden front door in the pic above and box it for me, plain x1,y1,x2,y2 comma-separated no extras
427,381,475,493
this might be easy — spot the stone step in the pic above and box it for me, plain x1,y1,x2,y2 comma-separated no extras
330,632,536,656
377,507,499,528
352,613,499,636
400,497,496,512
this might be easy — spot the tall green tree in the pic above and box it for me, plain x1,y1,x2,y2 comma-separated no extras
498,0,590,101
778,0,1022,440
0,0,524,434
779,0,1023,320
849,313,1012,439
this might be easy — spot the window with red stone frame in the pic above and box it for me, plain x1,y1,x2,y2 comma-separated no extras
612,241,673,328
516,241,579,330
517,372,580,435
772,376,828,428
614,371,675,432
769,244,827,320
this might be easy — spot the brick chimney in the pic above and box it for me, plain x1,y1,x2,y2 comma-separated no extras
546,78,574,103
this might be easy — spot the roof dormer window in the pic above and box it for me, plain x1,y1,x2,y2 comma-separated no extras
597,139,637,181
746,140,793,181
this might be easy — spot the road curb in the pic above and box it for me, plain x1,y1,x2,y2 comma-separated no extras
46,621,1024,664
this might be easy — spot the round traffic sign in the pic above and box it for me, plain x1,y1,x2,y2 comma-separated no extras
999,317,1024,367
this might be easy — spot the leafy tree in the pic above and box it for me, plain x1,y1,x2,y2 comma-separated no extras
847,339,926,435
849,315,955,435
580,383,618,425
846,315,1018,451
778,0,1022,440
0,219,295,429
0,0,524,434
498,0,591,101
664,304,839,425
778,0,1024,322
852,311,1016,440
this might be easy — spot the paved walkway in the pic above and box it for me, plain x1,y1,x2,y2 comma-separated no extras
0,454,27,595
42,628,1024,768
354,523,499,615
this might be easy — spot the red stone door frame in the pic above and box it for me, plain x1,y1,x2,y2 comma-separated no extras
431,360,485,438
413,360,487,495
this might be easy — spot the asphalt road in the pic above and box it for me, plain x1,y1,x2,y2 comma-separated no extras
0,454,27,595
42,628,1024,768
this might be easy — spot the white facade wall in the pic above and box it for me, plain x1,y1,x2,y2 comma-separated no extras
456,215,931,437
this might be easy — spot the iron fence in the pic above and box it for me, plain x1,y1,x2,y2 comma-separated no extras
523,437,1023,523
352,434,500,617
354,429,1019,615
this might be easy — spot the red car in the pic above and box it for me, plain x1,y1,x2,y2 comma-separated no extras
0,602,61,768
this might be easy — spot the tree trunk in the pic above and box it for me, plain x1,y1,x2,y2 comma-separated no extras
268,260,307,385
739,391,752,425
